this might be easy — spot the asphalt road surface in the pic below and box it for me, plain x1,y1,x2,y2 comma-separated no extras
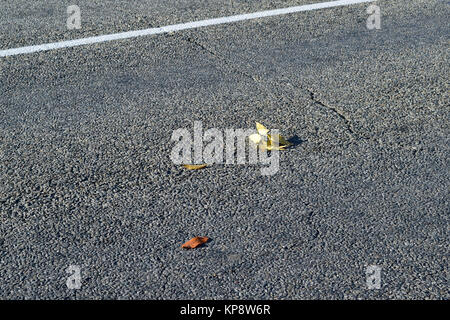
0,0,449,299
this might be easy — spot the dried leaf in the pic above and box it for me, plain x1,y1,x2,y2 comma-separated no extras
268,133,292,147
258,142,268,152
256,122,269,136
259,139,287,151
252,122,291,151
269,145,287,151
181,236,209,249
183,164,207,170
249,133,263,145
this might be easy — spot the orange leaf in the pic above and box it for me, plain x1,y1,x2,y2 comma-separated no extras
183,164,207,170
181,236,209,249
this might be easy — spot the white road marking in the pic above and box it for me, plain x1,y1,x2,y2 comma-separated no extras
0,0,374,57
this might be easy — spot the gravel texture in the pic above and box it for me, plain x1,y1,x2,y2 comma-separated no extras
0,0,448,299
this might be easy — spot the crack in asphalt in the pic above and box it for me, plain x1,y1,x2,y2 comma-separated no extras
183,35,283,102
183,35,360,140
179,36,328,243
306,89,355,137
184,36,256,80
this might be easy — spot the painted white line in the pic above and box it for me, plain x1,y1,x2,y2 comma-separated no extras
0,0,374,57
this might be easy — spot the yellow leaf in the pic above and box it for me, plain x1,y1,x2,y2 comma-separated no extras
256,122,269,136
183,164,207,170
259,139,287,151
249,133,263,145
268,133,292,147
258,140,268,151
267,145,288,151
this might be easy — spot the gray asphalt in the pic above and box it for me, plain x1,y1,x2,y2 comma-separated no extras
0,0,449,299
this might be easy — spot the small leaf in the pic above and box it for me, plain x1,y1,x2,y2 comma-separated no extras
256,122,269,136
259,140,271,151
259,139,287,151
181,236,209,249
183,164,207,170
268,133,292,147
270,145,287,151
249,133,262,145
259,143,267,152
266,145,288,151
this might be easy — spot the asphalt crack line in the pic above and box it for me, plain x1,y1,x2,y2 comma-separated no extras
183,36,262,84
306,89,356,137
183,36,360,141
183,35,283,102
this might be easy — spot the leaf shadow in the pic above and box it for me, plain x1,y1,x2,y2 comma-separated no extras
287,135,305,147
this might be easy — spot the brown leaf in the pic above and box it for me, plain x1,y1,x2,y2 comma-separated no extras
183,164,207,170
181,236,209,249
